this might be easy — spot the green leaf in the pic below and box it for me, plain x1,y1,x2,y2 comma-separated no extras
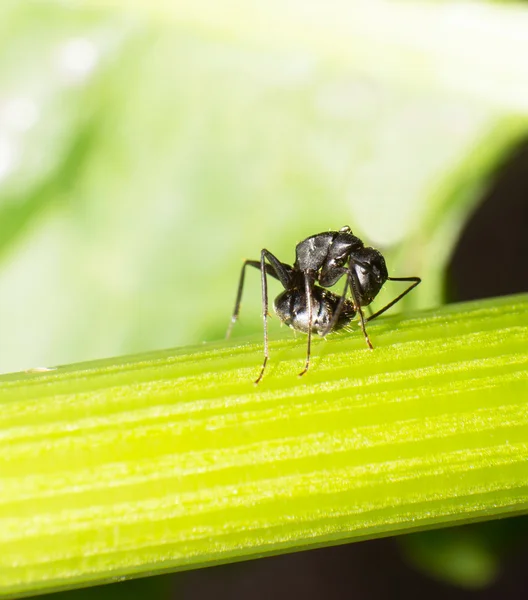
1,293,527,597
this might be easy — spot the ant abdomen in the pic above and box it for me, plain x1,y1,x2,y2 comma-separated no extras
275,287,356,336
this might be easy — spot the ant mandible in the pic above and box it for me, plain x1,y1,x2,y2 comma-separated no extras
226,226,421,384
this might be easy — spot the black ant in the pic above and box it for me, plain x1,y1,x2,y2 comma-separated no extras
226,226,421,383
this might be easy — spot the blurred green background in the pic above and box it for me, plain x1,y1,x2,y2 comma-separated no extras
1,0,528,597
2,0,527,376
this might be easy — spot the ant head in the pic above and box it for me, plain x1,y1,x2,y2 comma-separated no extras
352,247,388,306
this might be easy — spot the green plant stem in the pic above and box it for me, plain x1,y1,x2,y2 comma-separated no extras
1,294,528,598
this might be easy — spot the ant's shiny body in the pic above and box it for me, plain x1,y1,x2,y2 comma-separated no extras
226,226,420,383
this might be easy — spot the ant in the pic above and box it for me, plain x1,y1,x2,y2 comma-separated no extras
226,226,421,383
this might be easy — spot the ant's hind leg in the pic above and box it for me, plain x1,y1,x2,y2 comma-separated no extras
226,260,255,340
226,257,293,340
255,250,270,384
255,249,293,384
226,249,294,383
298,273,313,377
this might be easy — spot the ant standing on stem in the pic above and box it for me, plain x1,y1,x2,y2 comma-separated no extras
226,226,421,384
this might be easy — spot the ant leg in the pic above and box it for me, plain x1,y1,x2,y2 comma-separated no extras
255,251,269,384
320,267,376,337
226,259,293,339
226,260,254,340
348,270,373,350
366,277,421,322
320,270,349,337
255,250,294,384
299,272,314,377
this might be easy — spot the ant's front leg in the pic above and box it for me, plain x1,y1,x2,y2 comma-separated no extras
318,265,373,349
366,276,421,322
348,270,374,350
320,268,349,337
